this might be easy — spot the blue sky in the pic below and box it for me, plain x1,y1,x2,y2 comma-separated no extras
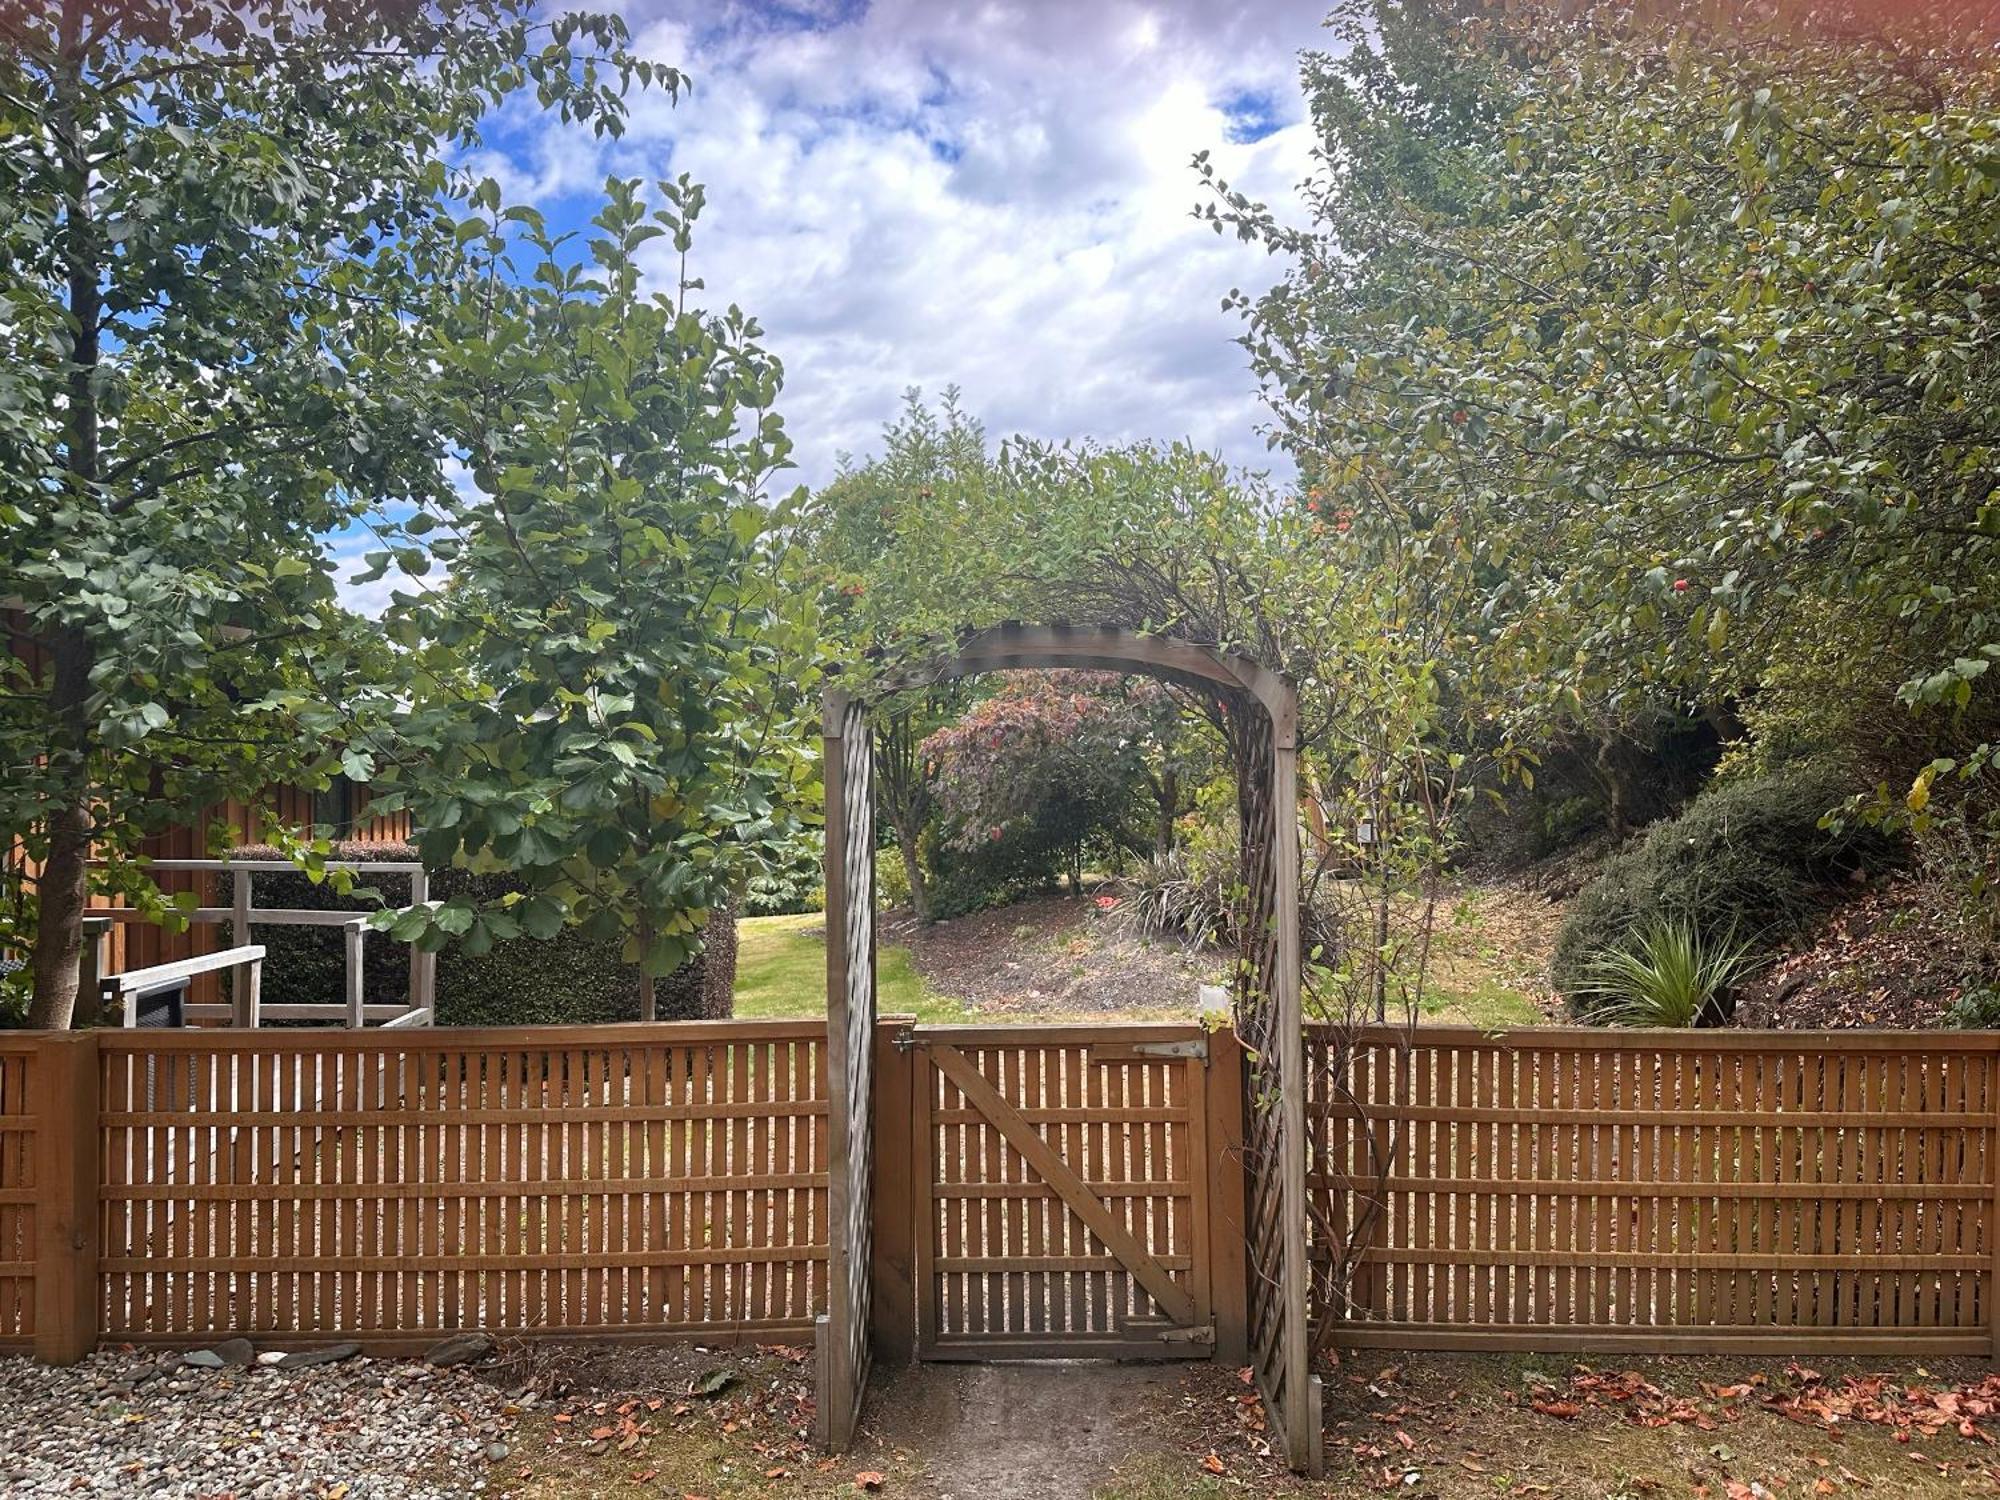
334,0,1331,612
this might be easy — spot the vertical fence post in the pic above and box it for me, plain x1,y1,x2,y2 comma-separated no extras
34,1031,99,1364
230,867,255,1026
407,867,435,1012
231,867,251,949
870,1014,918,1368
1206,1026,1251,1366
345,921,366,1029
1990,1051,2000,1361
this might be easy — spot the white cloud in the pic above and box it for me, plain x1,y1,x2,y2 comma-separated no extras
325,529,408,620
490,0,1328,490
327,461,474,616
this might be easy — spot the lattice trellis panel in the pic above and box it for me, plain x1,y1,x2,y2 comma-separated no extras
816,694,876,1452
1231,702,1320,1473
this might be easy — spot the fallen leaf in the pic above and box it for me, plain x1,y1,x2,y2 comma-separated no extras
695,1369,737,1398
854,1472,886,1492
1202,1451,1227,1475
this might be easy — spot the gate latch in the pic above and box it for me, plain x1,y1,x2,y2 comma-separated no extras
1127,1038,1209,1063
891,1025,922,1053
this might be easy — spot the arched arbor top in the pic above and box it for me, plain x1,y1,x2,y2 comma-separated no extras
845,623,1297,747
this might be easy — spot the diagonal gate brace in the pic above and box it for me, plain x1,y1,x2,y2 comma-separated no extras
925,1041,1200,1330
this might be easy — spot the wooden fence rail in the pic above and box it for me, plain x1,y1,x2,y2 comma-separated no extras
0,1022,829,1359
1309,1025,2000,1356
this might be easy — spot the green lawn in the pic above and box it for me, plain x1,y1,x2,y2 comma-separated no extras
732,912,971,1022
1420,974,1545,1028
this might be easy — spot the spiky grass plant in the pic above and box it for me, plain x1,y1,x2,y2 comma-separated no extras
1577,918,1755,1028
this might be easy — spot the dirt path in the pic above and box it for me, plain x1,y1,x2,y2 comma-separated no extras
868,1362,1175,1500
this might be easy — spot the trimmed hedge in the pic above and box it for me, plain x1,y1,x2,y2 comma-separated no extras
235,842,735,1026
1550,768,1900,1007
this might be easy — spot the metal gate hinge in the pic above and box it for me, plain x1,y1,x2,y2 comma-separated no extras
1156,1324,1216,1347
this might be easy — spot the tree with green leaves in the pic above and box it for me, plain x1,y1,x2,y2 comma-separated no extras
804,390,996,922
355,174,820,1018
1204,0,2000,792
0,0,661,1027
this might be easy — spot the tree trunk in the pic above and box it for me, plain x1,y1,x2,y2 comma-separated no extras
636,908,657,1021
893,818,930,925
1154,767,1179,858
27,785,91,1031
1595,735,1629,841
29,11,100,1031
29,628,96,1030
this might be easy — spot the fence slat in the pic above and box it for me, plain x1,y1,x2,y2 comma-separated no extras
1312,1026,2000,1354
86,1024,829,1348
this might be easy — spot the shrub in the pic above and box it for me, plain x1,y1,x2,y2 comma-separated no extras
1551,768,1899,1006
1119,848,1231,947
745,831,824,916
237,843,733,1027
874,845,911,912
922,817,1073,919
1573,918,1754,1028
1946,985,2000,1030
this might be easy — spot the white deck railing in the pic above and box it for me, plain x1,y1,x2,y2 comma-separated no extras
92,858,434,1029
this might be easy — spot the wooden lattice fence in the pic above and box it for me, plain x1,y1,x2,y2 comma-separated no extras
7,1019,2000,1392
1310,1025,2000,1355
2,1022,829,1359
0,1039,37,1345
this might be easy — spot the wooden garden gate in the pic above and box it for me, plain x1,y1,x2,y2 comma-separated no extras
818,625,1319,1473
904,1024,1217,1359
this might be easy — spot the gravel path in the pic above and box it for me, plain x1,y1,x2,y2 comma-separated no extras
0,1347,520,1499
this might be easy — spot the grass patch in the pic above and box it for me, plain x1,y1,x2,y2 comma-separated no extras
1417,885,1554,1028
1420,975,1544,1028
732,912,970,1022
1090,1458,1235,1499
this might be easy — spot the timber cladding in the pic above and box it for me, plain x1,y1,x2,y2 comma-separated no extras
1311,1025,2000,1356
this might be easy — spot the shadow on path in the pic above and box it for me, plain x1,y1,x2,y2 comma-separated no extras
866,1362,1178,1500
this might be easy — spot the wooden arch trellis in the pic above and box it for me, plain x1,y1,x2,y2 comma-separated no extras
814,624,1321,1472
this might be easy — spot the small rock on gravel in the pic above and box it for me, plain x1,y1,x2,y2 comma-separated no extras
208,1337,256,1367
425,1332,494,1367
181,1349,223,1369
277,1341,361,1370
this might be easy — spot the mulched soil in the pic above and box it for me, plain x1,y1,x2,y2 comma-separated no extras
882,892,1228,1018
496,1342,915,1499
1733,879,1983,1030
1164,1352,2000,1498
